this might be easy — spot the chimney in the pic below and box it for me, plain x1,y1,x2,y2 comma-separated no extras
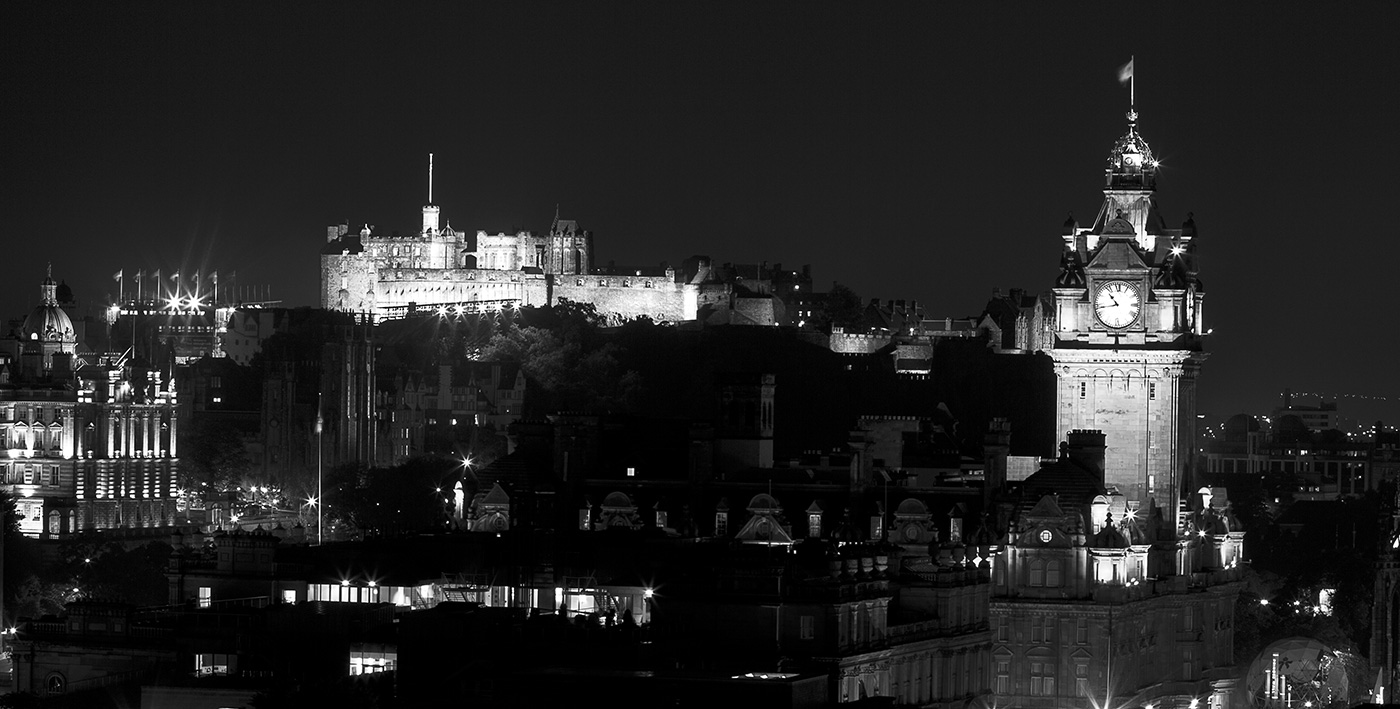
1065,429,1107,482
983,418,1011,502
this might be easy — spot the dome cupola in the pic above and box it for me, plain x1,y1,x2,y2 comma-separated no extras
22,265,76,345
1105,109,1158,191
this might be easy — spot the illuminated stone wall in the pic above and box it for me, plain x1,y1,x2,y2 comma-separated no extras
549,278,697,323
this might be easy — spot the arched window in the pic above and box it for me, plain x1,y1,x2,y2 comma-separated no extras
48,510,61,535
1030,559,1046,587
1046,560,1062,587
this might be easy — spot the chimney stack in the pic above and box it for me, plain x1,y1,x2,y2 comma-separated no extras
1065,429,1107,483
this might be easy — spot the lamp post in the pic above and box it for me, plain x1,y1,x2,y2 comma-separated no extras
316,392,323,546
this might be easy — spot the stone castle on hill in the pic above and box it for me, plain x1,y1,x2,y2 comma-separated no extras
321,200,711,323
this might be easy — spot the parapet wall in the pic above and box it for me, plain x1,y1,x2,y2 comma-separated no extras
550,279,697,323
830,331,891,354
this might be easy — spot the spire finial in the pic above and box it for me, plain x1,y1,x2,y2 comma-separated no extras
47,262,52,279
428,153,434,204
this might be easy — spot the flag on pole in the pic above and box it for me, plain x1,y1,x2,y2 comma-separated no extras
135,269,144,279
192,272,200,284
170,271,180,282
210,271,218,283
112,269,123,282
1117,58,1134,85
152,269,161,282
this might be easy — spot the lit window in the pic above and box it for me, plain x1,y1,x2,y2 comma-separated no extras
1030,661,1055,696
198,587,212,609
195,653,232,676
800,615,814,640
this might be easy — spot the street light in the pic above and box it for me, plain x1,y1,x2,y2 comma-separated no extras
316,392,324,546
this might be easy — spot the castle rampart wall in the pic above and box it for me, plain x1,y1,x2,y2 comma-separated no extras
550,277,696,323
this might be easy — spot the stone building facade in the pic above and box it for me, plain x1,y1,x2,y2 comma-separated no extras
989,431,1245,709
1,271,179,536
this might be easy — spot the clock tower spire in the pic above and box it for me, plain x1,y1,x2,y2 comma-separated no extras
1049,107,1207,535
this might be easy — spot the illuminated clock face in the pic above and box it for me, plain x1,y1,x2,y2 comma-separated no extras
1094,281,1140,328
1039,529,1053,543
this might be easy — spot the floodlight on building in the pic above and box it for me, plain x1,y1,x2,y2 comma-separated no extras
368,580,377,587
341,579,351,587
643,588,654,599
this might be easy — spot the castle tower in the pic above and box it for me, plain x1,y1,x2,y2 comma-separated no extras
423,152,440,236
1048,109,1207,533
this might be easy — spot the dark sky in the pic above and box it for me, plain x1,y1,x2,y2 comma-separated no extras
4,2,1398,423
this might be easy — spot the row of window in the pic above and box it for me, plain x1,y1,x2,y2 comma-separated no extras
996,617,1091,644
3,464,60,485
1077,381,1158,399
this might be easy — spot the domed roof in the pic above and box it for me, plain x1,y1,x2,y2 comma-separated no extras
895,498,928,516
1105,110,1158,190
22,269,76,344
746,493,781,513
1090,523,1131,549
601,491,634,509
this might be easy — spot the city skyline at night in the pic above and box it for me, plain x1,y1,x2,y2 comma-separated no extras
4,3,1397,420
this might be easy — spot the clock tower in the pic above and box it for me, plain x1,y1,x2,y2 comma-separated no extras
1049,109,1206,532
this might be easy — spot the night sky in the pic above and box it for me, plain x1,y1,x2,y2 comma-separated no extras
4,2,1397,422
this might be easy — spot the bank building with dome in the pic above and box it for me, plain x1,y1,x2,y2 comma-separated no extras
1,269,179,537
